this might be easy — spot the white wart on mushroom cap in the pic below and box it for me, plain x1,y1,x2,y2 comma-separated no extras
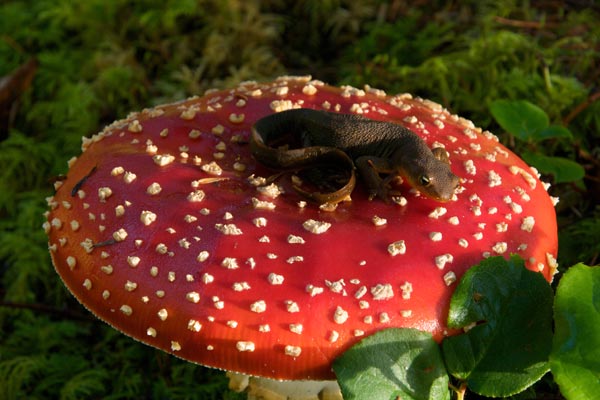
45,76,558,381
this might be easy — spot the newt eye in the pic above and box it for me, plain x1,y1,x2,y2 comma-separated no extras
419,175,431,186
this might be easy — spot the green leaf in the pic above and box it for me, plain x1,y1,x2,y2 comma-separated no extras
550,264,600,400
490,99,549,141
333,328,450,400
442,256,553,397
535,125,573,141
522,152,585,183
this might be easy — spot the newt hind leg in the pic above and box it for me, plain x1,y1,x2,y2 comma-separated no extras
355,156,398,201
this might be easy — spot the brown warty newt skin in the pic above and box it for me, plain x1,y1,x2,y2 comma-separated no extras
251,109,460,204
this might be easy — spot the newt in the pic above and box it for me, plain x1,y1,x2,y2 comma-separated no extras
250,108,460,204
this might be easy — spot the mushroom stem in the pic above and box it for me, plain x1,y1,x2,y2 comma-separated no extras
227,372,342,400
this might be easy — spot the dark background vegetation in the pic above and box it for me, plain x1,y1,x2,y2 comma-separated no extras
1,1,598,398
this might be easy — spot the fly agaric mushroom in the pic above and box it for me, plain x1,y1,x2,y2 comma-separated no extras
45,76,558,399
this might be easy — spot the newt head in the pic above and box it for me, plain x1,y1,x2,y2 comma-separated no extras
401,155,460,202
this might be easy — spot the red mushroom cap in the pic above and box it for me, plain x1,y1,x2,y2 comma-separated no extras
45,76,558,381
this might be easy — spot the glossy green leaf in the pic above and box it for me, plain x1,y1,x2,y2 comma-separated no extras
536,125,573,141
550,264,600,400
442,256,553,397
522,152,585,183
490,100,549,141
333,328,450,400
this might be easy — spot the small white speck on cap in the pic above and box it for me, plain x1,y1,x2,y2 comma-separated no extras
127,120,142,132
259,324,271,332
521,216,535,232
153,154,175,166
123,171,137,184
371,284,394,300
98,187,113,202
229,113,245,124
289,324,303,334
379,312,391,323
302,219,331,234
188,319,202,332
443,271,457,286
140,210,157,226
328,330,339,343
305,284,324,297
236,341,255,352
113,228,128,242
120,305,133,316
69,220,80,231
127,256,140,268
196,251,210,262
250,300,267,313
253,217,267,227
492,242,508,254
387,240,406,256
354,286,367,299
400,282,413,300
428,207,447,219
186,292,200,303
147,327,157,337
115,205,125,217
100,265,113,274
180,107,198,120
171,341,181,351
201,161,223,176
187,190,206,202
435,253,454,270
372,215,387,226
66,256,77,270
147,182,162,195
287,234,305,244
51,218,62,230
124,281,137,292
429,232,443,242
227,320,238,328
333,306,349,324
252,197,276,210
200,273,213,285
496,222,508,232
212,124,225,135
157,308,168,321
464,160,476,175
268,273,284,285
302,84,318,95
215,223,243,235
447,216,460,225
188,129,202,139
83,279,92,290
80,239,94,254
257,183,283,198
111,166,125,176
284,345,301,357
221,257,239,269
325,279,346,295
285,300,300,313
